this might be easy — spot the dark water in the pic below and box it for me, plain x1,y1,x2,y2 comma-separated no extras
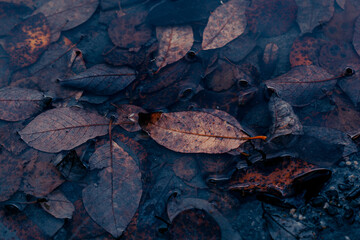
1,0,360,239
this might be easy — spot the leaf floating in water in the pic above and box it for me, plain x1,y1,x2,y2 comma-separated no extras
155,25,194,71
202,0,248,50
139,110,266,154
60,64,136,95
265,65,336,106
33,0,99,42
19,107,108,153
0,87,49,122
3,13,50,69
82,141,142,238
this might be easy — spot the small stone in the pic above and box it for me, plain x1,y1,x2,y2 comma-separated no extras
311,196,327,208
345,236,351,240
290,208,296,215
354,161,358,165
346,161,352,166
298,214,306,220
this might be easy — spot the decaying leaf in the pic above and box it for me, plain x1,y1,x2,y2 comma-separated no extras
19,107,108,153
201,0,248,50
0,2,32,35
115,104,146,132
0,87,49,122
155,25,194,70
82,141,142,237
0,151,24,202
33,0,99,42
60,64,136,95
139,110,265,154
265,65,335,106
295,0,334,34
40,190,75,219
3,13,51,69
21,159,65,197
225,157,331,197
289,36,322,67
246,0,297,37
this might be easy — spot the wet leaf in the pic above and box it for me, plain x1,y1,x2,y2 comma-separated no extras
168,208,221,240
19,107,108,153
3,13,51,69
0,151,24,202
265,65,335,106
0,122,28,155
353,16,360,57
155,25,194,71
139,110,265,154
60,64,136,95
33,0,99,42
289,36,323,67
202,0,248,50
246,0,297,37
219,35,256,63
0,87,48,122
82,141,142,237
40,190,75,219
225,158,331,197
115,104,146,132
108,10,152,49
295,0,334,34
21,159,65,197
0,2,32,35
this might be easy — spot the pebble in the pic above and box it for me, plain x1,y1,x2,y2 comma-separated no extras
311,196,327,208
346,161,352,166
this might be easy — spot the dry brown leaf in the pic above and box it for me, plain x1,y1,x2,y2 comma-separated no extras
40,190,75,219
139,110,265,154
202,0,248,50
155,25,194,71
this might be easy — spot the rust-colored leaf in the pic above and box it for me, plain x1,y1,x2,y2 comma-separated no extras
0,87,49,122
40,190,75,219
225,158,331,197
265,65,335,106
202,0,248,50
33,0,99,42
289,36,323,67
3,13,50,69
155,25,194,71
0,151,24,201
19,107,108,153
139,110,265,154
60,64,136,95
246,0,297,37
20,159,65,197
82,141,142,237
295,0,334,34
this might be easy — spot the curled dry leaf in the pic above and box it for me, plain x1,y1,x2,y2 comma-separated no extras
265,65,335,106
3,13,50,69
155,25,194,70
83,141,142,237
21,159,65,197
40,190,75,219
295,0,334,34
115,104,146,132
19,107,108,153
0,87,48,122
225,158,331,197
139,110,265,154
201,0,248,50
33,0,99,42
0,151,24,202
60,64,136,95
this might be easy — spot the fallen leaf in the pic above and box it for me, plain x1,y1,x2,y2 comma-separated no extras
33,0,99,42
60,64,136,95
115,104,146,132
265,65,336,106
0,151,24,202
225,157,331,197
0,2,32,35
155,25,194,71
0,87,49,122
3,13,51,69
40,190,75,219
219,35,256,63
289,36,323,67
82,141,142,237
246,0,297,37
295,0,334,34
21,159,65,197
19,107,108,153
202,0,248,50
139,110,265,154
0,122,28,155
